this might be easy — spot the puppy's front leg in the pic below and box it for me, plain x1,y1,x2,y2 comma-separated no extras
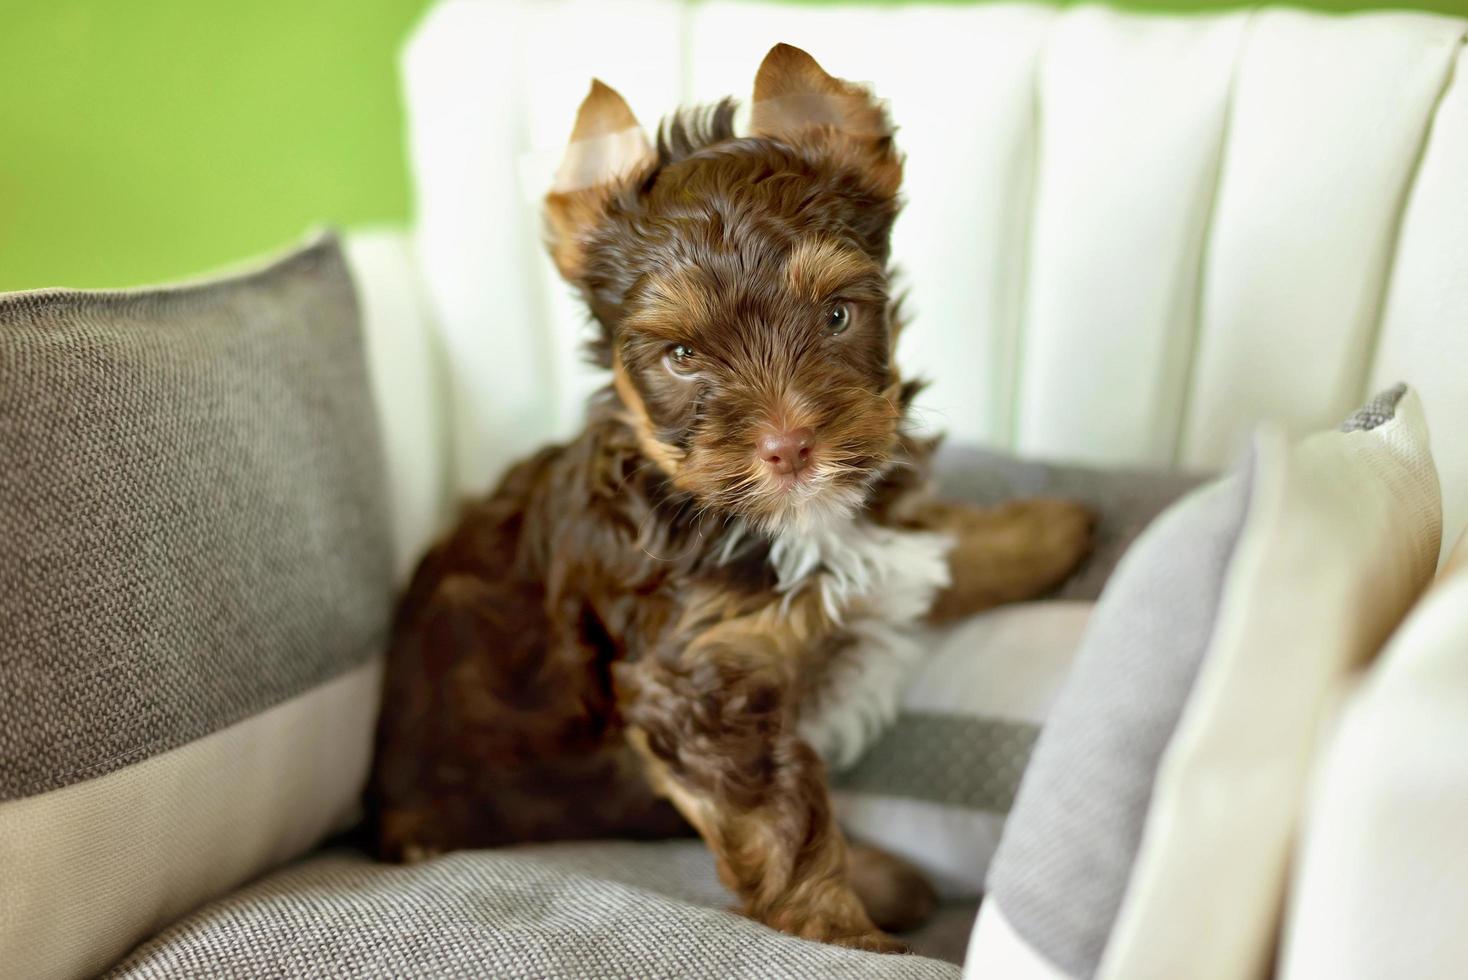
615,624,904,954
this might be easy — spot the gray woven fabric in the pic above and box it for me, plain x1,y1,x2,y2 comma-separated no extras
985,451,1256,979
834,713,1038,812
935,445,1208,601
0,237,395,800
1340,382,1406,432
106,841,965,979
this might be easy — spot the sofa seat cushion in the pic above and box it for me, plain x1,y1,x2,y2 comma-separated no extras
105,841,971,979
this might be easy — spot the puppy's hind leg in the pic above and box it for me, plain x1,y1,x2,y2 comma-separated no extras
846,841,937,933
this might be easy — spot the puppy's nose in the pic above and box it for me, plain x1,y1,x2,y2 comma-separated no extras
757,427,814,476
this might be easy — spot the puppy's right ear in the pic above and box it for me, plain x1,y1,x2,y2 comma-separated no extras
544,80,655,283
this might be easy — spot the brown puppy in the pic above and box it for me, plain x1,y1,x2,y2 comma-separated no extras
367,45,1093,953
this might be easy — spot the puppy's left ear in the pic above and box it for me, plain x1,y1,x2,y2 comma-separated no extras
544,79,656,282
750,44,901,199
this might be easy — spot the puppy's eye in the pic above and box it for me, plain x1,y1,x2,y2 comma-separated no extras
665,343,698,375
825,303,852,335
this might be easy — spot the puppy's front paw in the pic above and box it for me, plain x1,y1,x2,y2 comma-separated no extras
401,843,443,865
830,930,911,955
375,807,447,865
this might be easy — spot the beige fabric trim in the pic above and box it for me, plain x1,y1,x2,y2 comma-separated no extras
834,792,1008,901
1099,392,1442,980
904,603,1093,724
0,658,383,980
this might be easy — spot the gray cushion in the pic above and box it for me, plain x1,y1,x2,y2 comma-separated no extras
835,713,1037,813
986,455,1256,977
0,235,395,799
106,841,970,979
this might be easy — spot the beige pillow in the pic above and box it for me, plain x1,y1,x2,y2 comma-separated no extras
1279,528,1468,979
1098,388,1441,978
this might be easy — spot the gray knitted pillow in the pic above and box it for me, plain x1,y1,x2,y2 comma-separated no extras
0,235,396,979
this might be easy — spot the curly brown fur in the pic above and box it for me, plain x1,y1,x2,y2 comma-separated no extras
368,44,1092,952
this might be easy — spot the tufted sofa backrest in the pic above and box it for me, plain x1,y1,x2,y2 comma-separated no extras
400,0,1468,552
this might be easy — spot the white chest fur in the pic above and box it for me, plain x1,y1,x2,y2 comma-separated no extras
767,520,953,771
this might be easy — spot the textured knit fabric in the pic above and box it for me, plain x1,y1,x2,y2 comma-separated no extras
985,457,1256,978
1339,381,1407,432
835,714,1038,812
0,236,395,800
106,842,967,979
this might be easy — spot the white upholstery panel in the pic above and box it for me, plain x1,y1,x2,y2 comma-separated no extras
885,6,1054,447
344,230,453,579
1180,11,1465,469
403,0,683,497
404,0,546,497
1015,8,1246,464
510,0,686,445
1371,46,1468,563
399,3,1468,533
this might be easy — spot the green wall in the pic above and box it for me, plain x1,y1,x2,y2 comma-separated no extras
0,0,432,292
3,0,1465,292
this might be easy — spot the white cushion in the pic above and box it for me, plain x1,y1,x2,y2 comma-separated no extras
1370,43,1468,564
1016,8,1246,464
1279,530,1468,979
1100,390,1441,979
1179,11,1463,472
